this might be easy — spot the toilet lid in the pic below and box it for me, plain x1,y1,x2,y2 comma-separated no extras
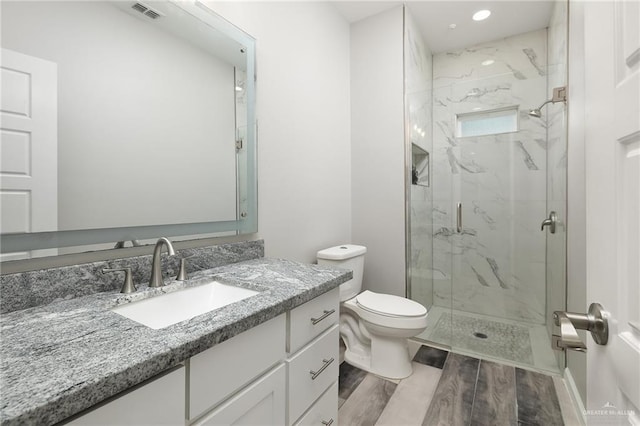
355,291,427,317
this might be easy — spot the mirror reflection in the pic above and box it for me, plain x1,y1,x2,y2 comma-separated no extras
0,1,256,259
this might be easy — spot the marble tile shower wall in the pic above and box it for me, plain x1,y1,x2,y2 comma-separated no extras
405,9,434,308
432,29,548,324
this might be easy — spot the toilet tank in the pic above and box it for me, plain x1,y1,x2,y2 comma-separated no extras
317,244,366,302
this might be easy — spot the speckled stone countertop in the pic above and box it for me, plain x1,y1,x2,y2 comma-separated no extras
0,258,351,426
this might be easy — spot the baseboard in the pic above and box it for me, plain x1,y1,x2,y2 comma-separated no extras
564,367,587,425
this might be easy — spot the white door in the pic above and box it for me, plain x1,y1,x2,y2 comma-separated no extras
584,0,640,423
0,48,58,260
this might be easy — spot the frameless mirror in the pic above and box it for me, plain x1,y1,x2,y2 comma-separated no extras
0,0,257,260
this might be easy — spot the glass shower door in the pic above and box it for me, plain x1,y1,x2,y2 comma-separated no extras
543,0,569,372
446,55,567,374
451,102,551,370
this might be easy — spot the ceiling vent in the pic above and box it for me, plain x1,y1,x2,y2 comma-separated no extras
131,2,164,20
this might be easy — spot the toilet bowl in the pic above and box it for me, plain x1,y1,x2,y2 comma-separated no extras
317,245,428,379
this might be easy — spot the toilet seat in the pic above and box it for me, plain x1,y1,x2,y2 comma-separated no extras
343,291,428,331
355,290,427,318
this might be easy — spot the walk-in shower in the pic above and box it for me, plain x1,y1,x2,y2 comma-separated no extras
406,1,568,375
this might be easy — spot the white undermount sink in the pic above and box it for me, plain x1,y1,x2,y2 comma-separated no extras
112,281,259,329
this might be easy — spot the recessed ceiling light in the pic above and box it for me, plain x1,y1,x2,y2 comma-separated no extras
472,10,491,21
449,23,457,29
482,59,495,66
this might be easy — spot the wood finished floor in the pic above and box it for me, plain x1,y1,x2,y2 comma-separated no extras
338,345,567,426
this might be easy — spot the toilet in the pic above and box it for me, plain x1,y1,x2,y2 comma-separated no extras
317,244,428,379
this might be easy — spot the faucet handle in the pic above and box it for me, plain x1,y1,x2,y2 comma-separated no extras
176,254,194,281
103,267,137,294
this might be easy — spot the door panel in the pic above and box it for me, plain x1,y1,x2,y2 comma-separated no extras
584,0,640,422
0,48,58,259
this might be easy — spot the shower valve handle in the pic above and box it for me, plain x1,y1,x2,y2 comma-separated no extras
541,211,557,233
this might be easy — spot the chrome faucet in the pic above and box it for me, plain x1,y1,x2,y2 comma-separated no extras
149,237,176,288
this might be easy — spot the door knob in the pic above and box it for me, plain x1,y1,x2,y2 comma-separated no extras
541,211,558,233
552,303,609,352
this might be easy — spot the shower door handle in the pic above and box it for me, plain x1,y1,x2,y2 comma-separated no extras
456,203,462,233
541,211,557,233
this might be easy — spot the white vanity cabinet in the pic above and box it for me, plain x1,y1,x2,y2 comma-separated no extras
286,287,340,426
66,366,185,425
190,288,340,426
64,289,340,426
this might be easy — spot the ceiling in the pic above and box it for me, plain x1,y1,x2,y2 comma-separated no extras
332,1,555,53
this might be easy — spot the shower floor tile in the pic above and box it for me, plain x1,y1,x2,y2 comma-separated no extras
431,312,534,365
416,306,561,374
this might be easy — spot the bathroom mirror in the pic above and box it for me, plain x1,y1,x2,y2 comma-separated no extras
0,0,257,260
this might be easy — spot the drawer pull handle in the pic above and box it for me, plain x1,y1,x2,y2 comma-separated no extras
321,419,334,426
311,309,335,325
309,357,334,380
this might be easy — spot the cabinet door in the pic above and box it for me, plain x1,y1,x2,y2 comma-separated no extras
193,363,286,426
67,366,185,425
189,314,286,419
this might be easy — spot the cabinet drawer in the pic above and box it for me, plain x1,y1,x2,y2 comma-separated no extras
189,314,286,420
288,287,339,354
193,363,286,426
287,325,339,424
294,381,338,426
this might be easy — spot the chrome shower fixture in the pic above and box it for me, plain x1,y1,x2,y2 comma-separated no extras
528,86,567,117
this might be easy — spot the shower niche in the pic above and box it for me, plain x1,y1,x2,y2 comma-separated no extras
411,144,430,187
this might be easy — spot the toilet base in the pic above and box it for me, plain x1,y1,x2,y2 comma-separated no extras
371,335,413,379
343,347,371,372
342,335,414,380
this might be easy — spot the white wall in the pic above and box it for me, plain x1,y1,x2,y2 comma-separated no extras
350,6,406,296
205,2,352,264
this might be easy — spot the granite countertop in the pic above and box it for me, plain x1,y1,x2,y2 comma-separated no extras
0,258,351,426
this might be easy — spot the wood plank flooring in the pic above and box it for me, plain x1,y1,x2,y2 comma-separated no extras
338,344,568,426
515,368,564,425
423,353,479,426
471,360,517,426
